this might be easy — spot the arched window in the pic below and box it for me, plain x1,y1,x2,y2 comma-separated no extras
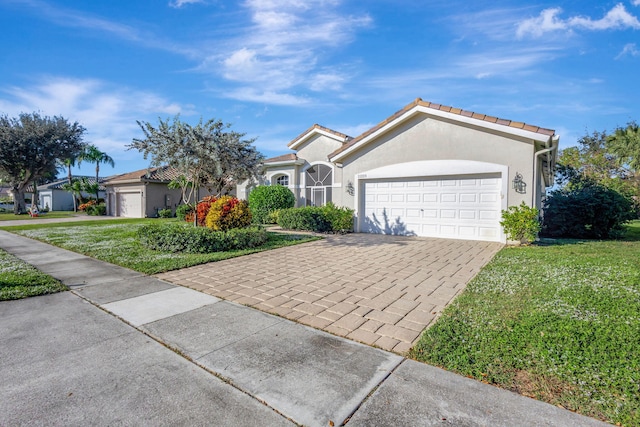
305,164,332,206
275,175,289,186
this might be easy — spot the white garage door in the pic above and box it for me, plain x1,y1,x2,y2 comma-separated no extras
117,192,142,218
361,173,502,241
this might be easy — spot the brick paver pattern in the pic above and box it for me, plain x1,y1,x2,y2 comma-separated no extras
156,234,502,353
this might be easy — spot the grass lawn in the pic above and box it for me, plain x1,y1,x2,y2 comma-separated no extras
2,219,320,275
0,211,78,221
0,249,67,300
410,221,640,426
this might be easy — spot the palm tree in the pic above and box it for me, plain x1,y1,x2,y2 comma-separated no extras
60,155,80,186
61,179,84,212
79,145,115,200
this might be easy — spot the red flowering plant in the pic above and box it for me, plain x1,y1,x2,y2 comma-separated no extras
78,200,97,211
196,196,217,226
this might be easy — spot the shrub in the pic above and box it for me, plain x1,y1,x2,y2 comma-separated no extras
500,202,540,243
205,196,252,231
196,196,216,226
248,185,296,224
85,204,106,216
158,208,173,218
277,203,354,233
78,200,96,211
137,222,267,253
322,202,354,233
176,204,193,221
542,183,635,239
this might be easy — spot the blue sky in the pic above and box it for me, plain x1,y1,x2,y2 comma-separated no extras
1,0,639,177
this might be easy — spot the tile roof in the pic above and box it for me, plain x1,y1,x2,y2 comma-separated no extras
104,166,182,183
264,153,298,163
329,98,556,159
288,124,352,148
26,176,107,192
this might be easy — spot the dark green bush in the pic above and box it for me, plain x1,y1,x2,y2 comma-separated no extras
137,223,267,253
321,202,354,233
277,203,354,233
157,208,173,218
175,204,193,221
542,183,635,239
85,204,106,216
249,185,296,224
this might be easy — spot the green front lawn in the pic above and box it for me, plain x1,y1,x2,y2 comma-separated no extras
0,211,78,221
410,221,640,426
2,219,319,275
0,249,68,300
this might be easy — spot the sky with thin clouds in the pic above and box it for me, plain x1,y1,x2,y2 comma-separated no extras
1,0,639,176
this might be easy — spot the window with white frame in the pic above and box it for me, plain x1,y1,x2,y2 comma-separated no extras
275,175,289,186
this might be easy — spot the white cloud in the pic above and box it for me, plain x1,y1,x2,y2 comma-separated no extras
633,0,640,6
616,42,640,58
208,0,371,104
169,0,204,8
0,77,193,156
517,4,640,38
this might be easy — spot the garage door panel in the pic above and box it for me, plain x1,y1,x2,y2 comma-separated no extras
117,192,142,218
361,173,502,242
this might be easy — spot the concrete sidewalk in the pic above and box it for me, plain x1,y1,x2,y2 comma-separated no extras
0,230,607,426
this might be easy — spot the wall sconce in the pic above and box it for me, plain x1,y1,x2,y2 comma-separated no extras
346,181,355,196
512,172,526,194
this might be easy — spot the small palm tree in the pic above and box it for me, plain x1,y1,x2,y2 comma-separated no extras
79,145,114,200
61,179,84,212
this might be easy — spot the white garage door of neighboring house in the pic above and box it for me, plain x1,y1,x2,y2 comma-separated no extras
117,192,142,218
361,173,503,242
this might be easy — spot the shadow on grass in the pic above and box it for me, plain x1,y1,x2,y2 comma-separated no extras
535,220,640,246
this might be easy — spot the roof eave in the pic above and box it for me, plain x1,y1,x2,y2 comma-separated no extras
288,126,348,150
329,105,555,163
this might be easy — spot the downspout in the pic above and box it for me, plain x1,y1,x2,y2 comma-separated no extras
533,134,559,209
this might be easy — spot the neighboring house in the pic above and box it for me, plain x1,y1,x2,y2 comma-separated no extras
29,176,106,211
104,166,214,218
238,98,559,243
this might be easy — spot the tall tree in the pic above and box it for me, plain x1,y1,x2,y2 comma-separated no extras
0,113,86,214
128,116,263,205
79,144,114,200
607,121,640,171
556,130,629,186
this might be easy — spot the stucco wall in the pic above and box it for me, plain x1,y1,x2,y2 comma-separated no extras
338,115,536,209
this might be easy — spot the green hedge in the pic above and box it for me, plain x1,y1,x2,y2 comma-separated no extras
277,202,353,233
85,204,106,216
137,223,267,253
249,185,296,224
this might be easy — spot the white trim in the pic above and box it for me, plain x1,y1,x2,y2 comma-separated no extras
266,171,291,186
330,105,553,162
303,161,336,206
354,160,508,242
289,128,348,150
264,159,305,167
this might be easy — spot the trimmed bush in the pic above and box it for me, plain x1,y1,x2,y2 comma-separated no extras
85,204,106,216
500,202,540,243
322,202,354,233
249,185,296,224
158,208,173,218
205,196,252,231
542,183,635,239
176,204,193,221
277,203,354,233
137,223,267,253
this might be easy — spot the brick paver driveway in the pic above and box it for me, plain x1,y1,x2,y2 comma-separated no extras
157,234,502,353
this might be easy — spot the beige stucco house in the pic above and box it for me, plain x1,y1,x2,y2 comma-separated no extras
104,166,185,218
238,98,559,243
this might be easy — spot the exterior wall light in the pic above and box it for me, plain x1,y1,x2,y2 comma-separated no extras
512,172,526,194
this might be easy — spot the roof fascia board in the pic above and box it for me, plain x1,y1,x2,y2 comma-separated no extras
289,128,347,150
330,105,553,162
264,159,305,167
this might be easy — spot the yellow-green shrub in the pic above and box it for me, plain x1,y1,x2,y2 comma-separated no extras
205,195,252,231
